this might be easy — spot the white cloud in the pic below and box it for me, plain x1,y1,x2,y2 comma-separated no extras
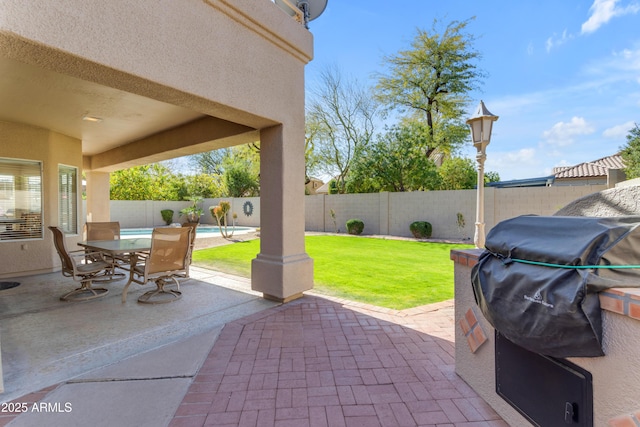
584,46,640,77
485,148,539,178
615,47,640,72
581,0,640,34
603,121,636,138
488,93,548,114
503,148,537,164
487,148,539,169
542,117,595,146
545,29,574,53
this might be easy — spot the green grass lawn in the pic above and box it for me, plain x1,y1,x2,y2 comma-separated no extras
192,235,473,310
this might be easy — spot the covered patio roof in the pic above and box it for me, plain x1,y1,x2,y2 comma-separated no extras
0,0,310,173
1,0,316,397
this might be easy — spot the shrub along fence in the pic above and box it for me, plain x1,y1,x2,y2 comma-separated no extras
106,185,605,240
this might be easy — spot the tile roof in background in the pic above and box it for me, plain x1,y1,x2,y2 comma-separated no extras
553,153,625,179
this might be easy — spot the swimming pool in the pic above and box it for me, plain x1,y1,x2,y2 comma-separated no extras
121,225,254,237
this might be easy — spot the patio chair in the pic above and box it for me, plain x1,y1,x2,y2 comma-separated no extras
180,222,198,278
49,226,113,302
84,221,128,277
85,221,121,241
121,227,193,304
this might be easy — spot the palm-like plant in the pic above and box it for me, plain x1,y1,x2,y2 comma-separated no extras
210,200,236,238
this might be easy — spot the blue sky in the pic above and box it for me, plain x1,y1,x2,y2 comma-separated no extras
304,0,640,180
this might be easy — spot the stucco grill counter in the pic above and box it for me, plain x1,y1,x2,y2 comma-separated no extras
469,215,640,427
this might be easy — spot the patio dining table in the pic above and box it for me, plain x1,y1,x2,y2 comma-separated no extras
78,238,152,301
78,238,152,256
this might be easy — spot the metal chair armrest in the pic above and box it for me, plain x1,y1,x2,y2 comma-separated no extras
70,249,106,261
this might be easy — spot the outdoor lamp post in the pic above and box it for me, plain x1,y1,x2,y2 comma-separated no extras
466,100,499,249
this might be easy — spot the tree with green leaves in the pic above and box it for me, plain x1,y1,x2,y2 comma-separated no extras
220,144,260,197
375,18,484,158
304,118,322,185
484,171,501,185
307,66,379,193
437,157,477,190
189,148,231,175
620,123,640,179
437,158,500,190
181,174,225,199
186,143,260,197
110,164,180,200
346,122,441,193
224,163,259,197
328,179,339,195
110,163,225,201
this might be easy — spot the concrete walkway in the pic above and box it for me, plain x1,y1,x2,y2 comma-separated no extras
0,266,276,425
1,267,507,426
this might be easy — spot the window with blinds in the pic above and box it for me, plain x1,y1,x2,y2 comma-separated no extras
58,165,78,234
0,158,43,241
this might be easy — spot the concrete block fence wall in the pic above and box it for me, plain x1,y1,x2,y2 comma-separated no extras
108,197,261,229
104,185,604,239
306,185,605,239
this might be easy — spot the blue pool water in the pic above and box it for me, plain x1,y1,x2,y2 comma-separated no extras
121,226,252,236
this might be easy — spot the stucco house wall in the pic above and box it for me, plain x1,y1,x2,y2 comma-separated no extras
0,122,84,277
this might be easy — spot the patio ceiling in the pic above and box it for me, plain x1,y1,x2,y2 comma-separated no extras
0,56,205,157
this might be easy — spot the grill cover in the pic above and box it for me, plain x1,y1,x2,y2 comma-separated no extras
471,215,640,358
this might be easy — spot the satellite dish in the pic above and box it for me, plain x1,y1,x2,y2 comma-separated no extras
274,0,328,28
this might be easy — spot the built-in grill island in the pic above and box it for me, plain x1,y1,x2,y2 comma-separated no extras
495,331,593,426
453,215,640,427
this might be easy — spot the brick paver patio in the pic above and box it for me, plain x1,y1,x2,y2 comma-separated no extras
169,295,508,427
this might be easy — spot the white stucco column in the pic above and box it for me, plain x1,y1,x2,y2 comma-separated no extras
84,171,111,223
251,125,314,302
